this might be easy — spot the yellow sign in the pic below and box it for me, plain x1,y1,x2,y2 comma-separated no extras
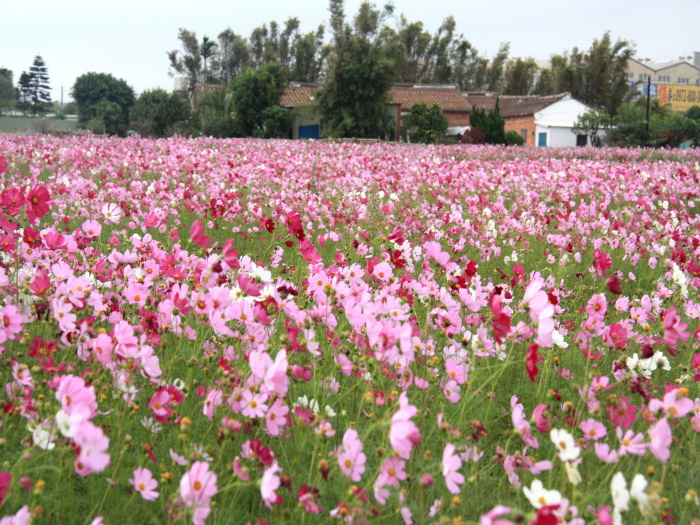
658,84,700,113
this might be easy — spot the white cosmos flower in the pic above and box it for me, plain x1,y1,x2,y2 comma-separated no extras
630,474,648,513
611,471,630,513
101,203,123,224
551,329,569,348
523,479,562,509
550,428,580,462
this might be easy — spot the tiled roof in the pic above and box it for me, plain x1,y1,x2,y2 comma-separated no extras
389,84,471,112
280,83,471,112
280,83,319,108
464,93,569,117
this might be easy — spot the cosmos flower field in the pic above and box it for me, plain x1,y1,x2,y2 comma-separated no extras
1,135,700,524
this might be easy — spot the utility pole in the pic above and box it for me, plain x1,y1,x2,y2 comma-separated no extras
646,76,651,135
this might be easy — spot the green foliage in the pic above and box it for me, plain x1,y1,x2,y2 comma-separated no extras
470,98,506,144
168,29,208,108
503,57,538,95
572,108,612,147
317,1,397,139
536,33,633,115
0,68,15,115
504,130,525,146
260,105,291,138
16,72,33,116
606,100,699,148
71,73,135,136
403,103,448,144
15,58,52,117
232,62,287,137
686,105,700,122
130,89,191,138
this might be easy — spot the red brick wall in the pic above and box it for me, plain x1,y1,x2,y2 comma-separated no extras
504,116,536,146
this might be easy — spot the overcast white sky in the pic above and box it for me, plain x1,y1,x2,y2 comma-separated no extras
1,0,698,101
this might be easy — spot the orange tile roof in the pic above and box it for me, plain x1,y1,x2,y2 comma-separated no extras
389,84,471,112
280,83,471,113
280,83,319,108
465,93,569,118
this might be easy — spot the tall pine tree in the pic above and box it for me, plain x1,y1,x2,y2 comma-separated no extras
27,56,52,116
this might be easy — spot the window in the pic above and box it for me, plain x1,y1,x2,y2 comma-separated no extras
576,135,587,147
639,73,650,81
678,78,689,85
628,73,634,80
658,75,670,83
520,129,527,141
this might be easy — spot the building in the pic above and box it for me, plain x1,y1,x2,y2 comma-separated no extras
280,82,471,140
627,53,700,112
465,92,594,147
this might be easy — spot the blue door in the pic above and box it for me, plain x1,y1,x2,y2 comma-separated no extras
537,132,547,147
299,124,320,139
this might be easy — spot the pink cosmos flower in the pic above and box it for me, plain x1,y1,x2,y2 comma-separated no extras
130,467,159,501
663,306,690,356
650,387,694,418
149,389,174,422
580,419,607,440
180,461,218,508
586,294,607,321
189,220,211,248
606,395,636,429
338,428,366,482
265,398,289,436
389,392,421,459
616,428,646,456
81,219,102,238
56,375,97,420
594,443,619,463
511,396,539,449
442,443,464,494
648,417,672,462
522,280,549,323
240,390,268,419
74,421,110,476
203,389,223,421
261,461,282,508
0,305,23,343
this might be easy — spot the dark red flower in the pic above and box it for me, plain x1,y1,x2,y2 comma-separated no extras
25,185,51,223
526,343,541,382
490,293,511,345
606,274,622,295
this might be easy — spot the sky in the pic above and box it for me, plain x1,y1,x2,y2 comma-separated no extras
1,0,699,102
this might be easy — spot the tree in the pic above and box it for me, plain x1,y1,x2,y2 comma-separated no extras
606,99,697,148
469,98,505,144
130,89,191,137
533,34,633,115
27,56,52,116
572,108,612,147
71,72,135,136
503,57,538,95
402,103,448,143
317,0,398,138
0,68,15,116
16,72,33,115
168,29,209,109
232,62,287,137
212,29,251,86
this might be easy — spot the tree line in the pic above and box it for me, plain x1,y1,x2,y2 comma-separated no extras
0,1,648,139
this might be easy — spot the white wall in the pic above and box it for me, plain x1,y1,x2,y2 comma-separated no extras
535,97,592,147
